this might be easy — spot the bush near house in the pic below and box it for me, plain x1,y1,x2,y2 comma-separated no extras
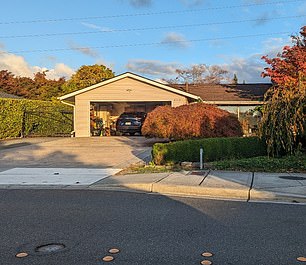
0,98,73,139
142,103,243,140
152,136,267,165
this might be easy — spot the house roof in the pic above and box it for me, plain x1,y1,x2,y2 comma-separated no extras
169,83,271,104
59,72,201,101
0,91,23,99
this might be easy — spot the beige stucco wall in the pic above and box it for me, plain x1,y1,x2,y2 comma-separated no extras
74,77,189,137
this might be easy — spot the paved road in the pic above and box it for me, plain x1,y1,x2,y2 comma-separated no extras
0,190,305,265
0,137,160,170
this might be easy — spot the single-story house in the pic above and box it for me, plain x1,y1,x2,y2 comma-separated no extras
59,72,200,137
59,72,271,137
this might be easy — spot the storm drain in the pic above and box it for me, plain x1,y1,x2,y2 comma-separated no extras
279,176,306,181
35,243,65,253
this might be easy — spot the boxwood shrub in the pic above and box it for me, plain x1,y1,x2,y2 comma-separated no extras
152,136,267,165
0,98,73,139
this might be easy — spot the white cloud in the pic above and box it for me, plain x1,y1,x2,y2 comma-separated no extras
46,63,75,79
262,37,290,54
161,32,190,49
126,34,291,83
0,49,74,79
221,36,292,83
81,22,112,32
68,41,100,58
223,55,267,83
254,12,270,26
131,0,151,7
126,59,179,77
179,0,207,6
122,0,152,7
0,52,34,77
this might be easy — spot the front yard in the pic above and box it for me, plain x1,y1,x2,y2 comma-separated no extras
119,154,306,174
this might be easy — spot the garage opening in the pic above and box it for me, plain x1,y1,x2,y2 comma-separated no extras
90,101,171,136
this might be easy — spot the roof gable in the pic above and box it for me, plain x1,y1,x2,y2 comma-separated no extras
59,72,200,101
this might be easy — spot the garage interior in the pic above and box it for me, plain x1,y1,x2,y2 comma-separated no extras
90,101,171,136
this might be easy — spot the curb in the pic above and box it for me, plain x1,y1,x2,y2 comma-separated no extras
250,189,306,203
91,182,250,201
1,182,305,204
151,183,249,200
90,182,306,203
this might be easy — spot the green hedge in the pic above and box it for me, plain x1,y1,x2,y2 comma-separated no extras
0,98,73,139
152,137,267,165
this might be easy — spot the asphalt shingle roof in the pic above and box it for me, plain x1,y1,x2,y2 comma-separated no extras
169,83,272,102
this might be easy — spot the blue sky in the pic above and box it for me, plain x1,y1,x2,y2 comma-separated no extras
0,0,305,83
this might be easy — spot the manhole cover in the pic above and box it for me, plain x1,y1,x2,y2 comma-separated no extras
35,243,65,253
279,176,306,181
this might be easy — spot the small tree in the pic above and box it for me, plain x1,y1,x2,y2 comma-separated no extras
232,74,238,85
260,26,306,156
142,103,243,140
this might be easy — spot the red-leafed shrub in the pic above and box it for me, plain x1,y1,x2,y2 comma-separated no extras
142,103,243,140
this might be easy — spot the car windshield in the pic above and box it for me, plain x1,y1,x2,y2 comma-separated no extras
119,112,146,119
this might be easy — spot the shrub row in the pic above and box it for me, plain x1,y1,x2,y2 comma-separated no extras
0,98,73,139
152,136,267,165
142,103,243,140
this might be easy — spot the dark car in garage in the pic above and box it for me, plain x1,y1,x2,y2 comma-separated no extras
116,112,147,135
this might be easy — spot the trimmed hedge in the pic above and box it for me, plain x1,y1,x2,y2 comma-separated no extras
152,136,267,165
0,98,73,139
142,103,243,140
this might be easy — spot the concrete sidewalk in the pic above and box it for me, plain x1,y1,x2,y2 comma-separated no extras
91,170,306,203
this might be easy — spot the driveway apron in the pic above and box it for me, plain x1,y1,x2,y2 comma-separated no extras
0,137,153,186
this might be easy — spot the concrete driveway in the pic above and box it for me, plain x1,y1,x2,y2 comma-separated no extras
0,136,162,187
0,136,159,171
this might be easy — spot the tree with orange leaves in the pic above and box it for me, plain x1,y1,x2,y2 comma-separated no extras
260,26,306,156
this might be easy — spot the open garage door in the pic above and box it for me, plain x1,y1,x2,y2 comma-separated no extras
90,101,170,136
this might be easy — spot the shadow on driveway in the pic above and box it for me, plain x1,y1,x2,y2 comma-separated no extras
0,136,165,170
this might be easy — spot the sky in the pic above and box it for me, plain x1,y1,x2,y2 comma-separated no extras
0,0,305,83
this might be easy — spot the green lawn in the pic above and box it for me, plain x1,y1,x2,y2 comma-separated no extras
210,154,306,172
119,154,306,174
